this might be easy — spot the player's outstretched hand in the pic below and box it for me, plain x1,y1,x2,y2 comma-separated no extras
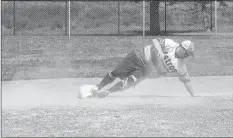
192,94,205,98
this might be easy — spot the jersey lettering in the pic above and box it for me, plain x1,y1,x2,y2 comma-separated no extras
157,38,165,51
163,55,177,72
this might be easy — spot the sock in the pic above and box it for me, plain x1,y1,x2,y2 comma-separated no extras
108,76,136,93
97,72,116,91
108,81,124,93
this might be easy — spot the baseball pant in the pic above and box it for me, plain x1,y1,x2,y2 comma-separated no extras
97,49,147,92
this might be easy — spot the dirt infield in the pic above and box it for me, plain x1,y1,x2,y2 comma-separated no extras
2,76,233,137
2,76,232,109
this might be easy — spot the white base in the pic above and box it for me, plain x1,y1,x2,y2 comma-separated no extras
78,84,97,99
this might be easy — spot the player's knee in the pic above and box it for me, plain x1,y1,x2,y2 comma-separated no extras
123,75,138,87
128,75,138,84
109,75,138,93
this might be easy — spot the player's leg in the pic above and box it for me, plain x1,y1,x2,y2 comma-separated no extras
94,50,140,92
97,68,145,98
96,72,116,91
110,70,143,93
93,49,145,96
93,60,131,94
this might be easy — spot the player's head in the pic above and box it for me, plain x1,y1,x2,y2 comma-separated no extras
175,40,195,59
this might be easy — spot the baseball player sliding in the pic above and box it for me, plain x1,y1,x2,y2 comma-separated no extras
87,37,196,98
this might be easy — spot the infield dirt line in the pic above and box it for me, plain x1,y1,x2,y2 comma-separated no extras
2,76,232,110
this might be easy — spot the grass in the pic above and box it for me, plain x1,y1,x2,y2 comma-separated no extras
2,96,233,137
2,35,233,81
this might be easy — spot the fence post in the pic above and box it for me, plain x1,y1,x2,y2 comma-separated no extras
118,1,120,34
13,0,16,35
165,0,167,33
68,0,71,37
143,1,145,36
65,1,67,36
210,1,213,31
215,0,217,37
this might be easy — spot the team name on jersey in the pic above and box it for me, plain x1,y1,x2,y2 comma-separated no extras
157,38,165,50
163,55,177,72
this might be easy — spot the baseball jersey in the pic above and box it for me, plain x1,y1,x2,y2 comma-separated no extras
142,38,188,76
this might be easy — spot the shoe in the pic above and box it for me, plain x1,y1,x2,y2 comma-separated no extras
90,85,99,97
97,90,110,98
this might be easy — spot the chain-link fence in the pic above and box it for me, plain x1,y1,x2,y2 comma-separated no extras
2,1,233,36
2,1,66,35
163,1,206,32
163,1,233,33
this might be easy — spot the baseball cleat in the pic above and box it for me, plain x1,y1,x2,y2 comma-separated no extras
90,86,99,97
97,90,110,98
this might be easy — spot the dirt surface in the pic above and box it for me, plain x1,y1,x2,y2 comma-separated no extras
2,76,233,137
2,76,232,109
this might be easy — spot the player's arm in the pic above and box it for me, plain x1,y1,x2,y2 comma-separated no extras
152,39,165,58
183,81,195,97
179,72,195,97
